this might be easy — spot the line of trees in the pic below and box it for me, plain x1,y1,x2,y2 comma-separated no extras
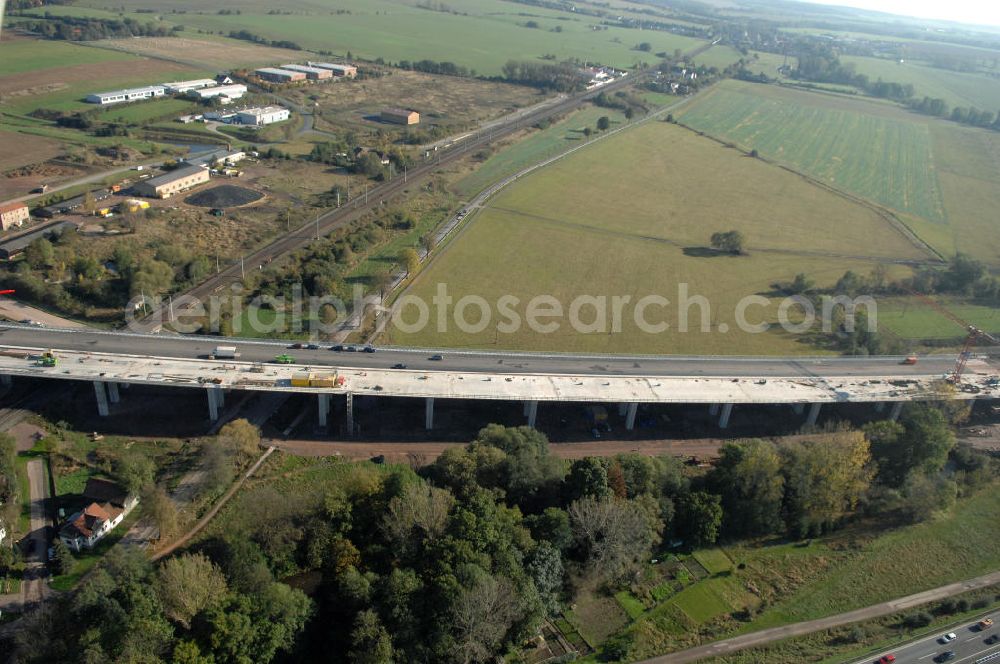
19,14,179,41
501,59,589,92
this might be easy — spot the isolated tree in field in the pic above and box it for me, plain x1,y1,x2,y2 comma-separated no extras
710,230,745,254
50,539,75,576
218,418,261,464
82,191,97,216
583,126,592,138
787,273,813,295
156,552,228,627
401,247,420,276
624,106,635,121
597,115,611,131
143,484,179,540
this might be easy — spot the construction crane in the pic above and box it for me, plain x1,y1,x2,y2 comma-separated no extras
908,290,1000,383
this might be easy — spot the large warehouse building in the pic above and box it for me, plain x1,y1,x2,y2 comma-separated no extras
236,106,291,126
255,67,306,83
134,165,210,199
280,64,332,80
192,84,247,101
163,79,217,94
86,85,166,105
310,62,357,78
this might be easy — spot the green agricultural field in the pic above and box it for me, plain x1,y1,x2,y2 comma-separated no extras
454,105,627,198
92,98,199,124
0,38,136,76
877,297,1000,340
676,80,946,222
387,120,924,355
841,54,1000,111
64,0,705,75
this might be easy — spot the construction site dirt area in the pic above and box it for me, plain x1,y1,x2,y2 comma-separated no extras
92,36,313,72
184,184,264,209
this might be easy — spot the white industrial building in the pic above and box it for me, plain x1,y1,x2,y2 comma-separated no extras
192,84,248,101
310,62,358,78
163,78,217,94
236,106,291,126
86,85,166,105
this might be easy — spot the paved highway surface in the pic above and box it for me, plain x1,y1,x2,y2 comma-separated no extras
0,324,971,379
859,618,1000,664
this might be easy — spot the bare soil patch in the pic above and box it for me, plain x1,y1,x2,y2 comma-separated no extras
0,58,196,100
92,36,312,71
184,184,263,208
0,131,63,172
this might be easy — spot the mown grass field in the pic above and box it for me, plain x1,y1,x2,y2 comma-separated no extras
92,98,199,124
0,36,137,76
877,297,1000,340
58,0,705,76
676,80,946,223
388,120,923,355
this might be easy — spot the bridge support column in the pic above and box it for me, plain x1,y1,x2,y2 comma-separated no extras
618,403,628,417
318,393,330,428
206,387,220,422
805,402,821,427
709,403,720,417
793,403,805,415
625,403,638,431
107,382,121,404
425,397,434,430
875,402,886,413
93,381,109,417
718,403,733,429
526,400,538,428
0,374,11,387
889,402,903,422
345,392,354,437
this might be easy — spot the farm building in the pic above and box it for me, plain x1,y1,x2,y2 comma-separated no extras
163,78,217,94
134,165,210,199
0,221,75,259
0,202,30,231
381,108,420,125
280,64,332,80
310,62,357,78
59,478,138,553
86,85,166,105
35,190,111,218
236,106,290,126
188,149,246,167
192,84,247,101
256,67,305,83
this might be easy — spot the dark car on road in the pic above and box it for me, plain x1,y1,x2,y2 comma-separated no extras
288,343,303,349
331,345,344,352
363,345,376,353
876,655,895,664
986,634,1000,645
934,652,955,663
429,354,443,361
392,363,407,369
306,344,319,350
346,345,357,352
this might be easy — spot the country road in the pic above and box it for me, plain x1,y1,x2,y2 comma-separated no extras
20,459,50,608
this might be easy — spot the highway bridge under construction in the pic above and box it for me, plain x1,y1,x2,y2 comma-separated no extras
0,325,998,434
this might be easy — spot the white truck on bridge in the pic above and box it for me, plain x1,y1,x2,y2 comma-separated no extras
210,345,240,360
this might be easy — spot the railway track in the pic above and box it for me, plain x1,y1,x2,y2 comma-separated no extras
133,56,701,332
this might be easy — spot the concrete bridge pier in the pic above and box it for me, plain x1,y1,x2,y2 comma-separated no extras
618,403,628,417
345,392,354,437
206,387,222,422
425,397,435,430
625,402,638,431
805,402,822,426
718,403,733,429
875,402,886,413
0,374,11,387
93,381,109,417
793,403,805,415
526,400,538,428
318,393,331,428
107,382,121,404
709,403,720,417
889,401,904,422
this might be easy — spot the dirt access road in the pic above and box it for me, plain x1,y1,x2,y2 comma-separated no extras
21,459,50,607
